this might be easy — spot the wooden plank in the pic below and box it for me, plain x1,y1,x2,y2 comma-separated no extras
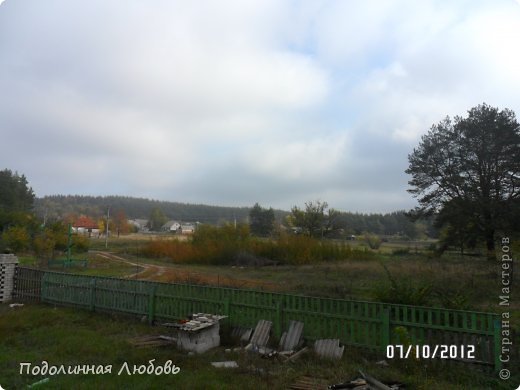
359,370,391,390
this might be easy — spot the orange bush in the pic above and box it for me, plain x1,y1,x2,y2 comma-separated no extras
142,226,375,265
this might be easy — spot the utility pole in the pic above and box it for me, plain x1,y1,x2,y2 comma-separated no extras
67,223,72,262
105,206,110,249
135,244,139,279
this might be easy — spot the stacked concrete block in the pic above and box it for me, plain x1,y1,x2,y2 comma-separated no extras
176,321,221,354
0,254,19,302
172,313,227,354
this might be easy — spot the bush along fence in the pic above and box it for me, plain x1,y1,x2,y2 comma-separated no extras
12,266,501,372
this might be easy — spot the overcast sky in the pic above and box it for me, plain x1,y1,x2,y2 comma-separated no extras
1,0,519,213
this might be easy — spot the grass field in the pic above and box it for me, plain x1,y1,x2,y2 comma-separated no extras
8,234,519,389
0,304,515,390
20,234,520,320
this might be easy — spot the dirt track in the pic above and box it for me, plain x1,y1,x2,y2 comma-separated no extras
92,251,280,290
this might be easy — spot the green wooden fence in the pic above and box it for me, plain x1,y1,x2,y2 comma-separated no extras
13,266,501,371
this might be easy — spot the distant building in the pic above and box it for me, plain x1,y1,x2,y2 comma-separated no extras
128,219,150,232
72,215,99,237
162,220,181,233
290,227,303,235
180,222,196,234
160,221,197,234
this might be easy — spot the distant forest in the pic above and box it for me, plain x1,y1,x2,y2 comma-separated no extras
34,195,435,238
35,195,256,224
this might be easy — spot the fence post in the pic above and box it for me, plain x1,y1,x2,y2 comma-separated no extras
493,318,502,373
224,297,231,319
274,300,283,338
12,266,19,300
40,272,48,303
148,285,157,325
0,254,19,303
89,279,96,311
381,307,390,352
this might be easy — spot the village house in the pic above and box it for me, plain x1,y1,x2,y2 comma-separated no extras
128,219,150,232
180,222,196,234
161,220,181,233
161,221,197,234
72,215,100,237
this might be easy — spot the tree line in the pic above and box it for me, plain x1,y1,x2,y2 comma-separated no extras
35,195,260,224
0,169,89,258
249,201,434,239
34,195,430,238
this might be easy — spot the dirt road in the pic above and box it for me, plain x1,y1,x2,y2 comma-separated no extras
92,251,280,290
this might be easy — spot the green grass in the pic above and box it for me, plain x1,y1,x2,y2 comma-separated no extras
64,253,139,277
0,304,273,389
18,236,519,321
116,254,511,311
16,253,140,278
0,304,515,390
18,256,39,267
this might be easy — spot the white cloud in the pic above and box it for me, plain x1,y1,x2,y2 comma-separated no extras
1,0,519,212
341,0,520,145
244,134,348,181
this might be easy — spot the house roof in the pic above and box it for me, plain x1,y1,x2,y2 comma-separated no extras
162,220,181,229
73,215,98,229
130,219,148,225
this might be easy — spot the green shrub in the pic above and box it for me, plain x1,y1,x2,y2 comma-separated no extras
391,247,410,256
364,233,382,249
72,234,90,253
393,326,412,345
372,263,432,305
433,287,471,310
1,226,30,253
